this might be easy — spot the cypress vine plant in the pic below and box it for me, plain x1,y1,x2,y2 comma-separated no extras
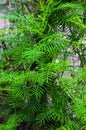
0,0,86,130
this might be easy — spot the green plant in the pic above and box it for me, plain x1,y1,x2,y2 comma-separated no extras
0,0,86,130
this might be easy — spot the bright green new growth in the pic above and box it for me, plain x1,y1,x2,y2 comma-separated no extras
0,0,86,130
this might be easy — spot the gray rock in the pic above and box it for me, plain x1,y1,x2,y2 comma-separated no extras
0,0,7,4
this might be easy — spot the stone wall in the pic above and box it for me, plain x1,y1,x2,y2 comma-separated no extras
0,13,10,29
0,0,10,29
0,0,6,4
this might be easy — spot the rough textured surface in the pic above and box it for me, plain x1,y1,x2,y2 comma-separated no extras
0,13,10,29
0,0,10,29
0,0,6,4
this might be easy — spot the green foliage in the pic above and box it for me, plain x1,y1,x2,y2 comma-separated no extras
0,0,86,130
